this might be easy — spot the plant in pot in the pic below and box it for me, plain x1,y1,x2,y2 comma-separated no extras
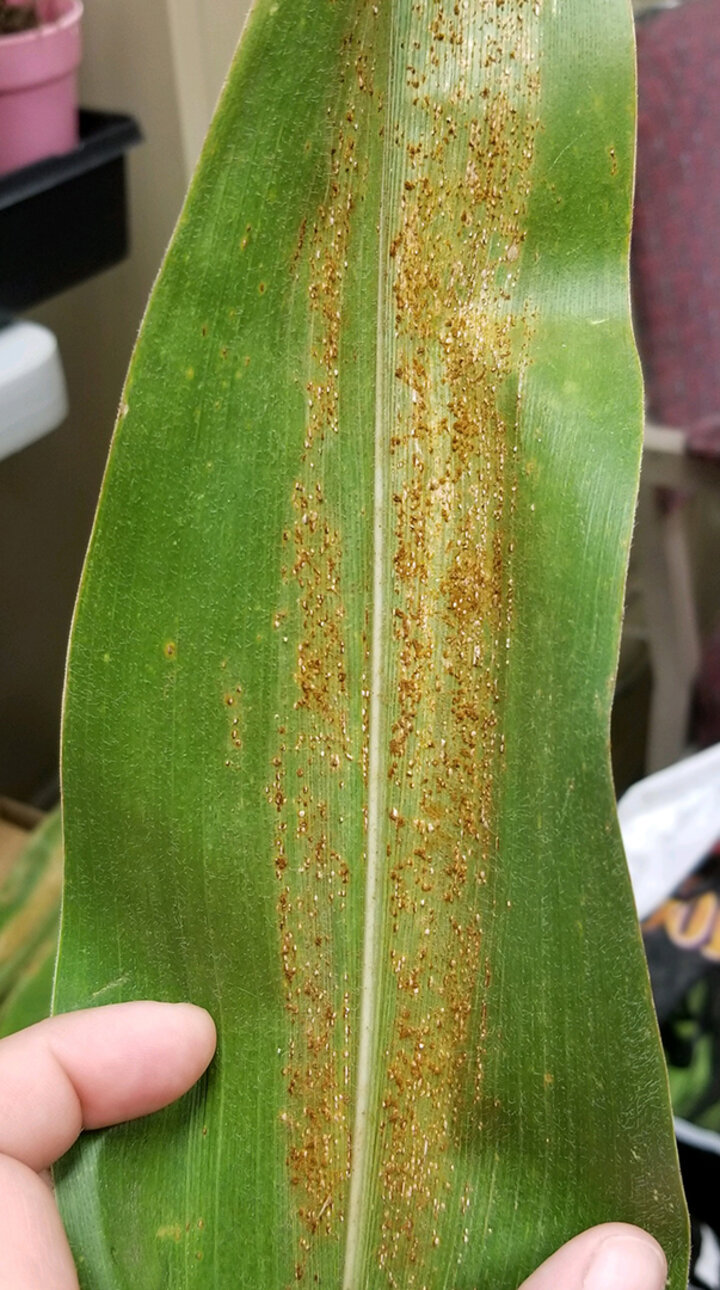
0,0,83,179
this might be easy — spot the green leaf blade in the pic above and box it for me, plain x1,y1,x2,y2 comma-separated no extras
55,1,689,1287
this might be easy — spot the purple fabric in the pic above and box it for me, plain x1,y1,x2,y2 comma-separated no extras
632,0,720,454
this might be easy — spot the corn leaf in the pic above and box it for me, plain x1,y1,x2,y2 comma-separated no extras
54,1,689,1287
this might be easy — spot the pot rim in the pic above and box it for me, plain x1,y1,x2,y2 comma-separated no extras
0,0,83,45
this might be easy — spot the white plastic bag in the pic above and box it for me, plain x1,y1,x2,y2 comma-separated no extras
619,742,720,921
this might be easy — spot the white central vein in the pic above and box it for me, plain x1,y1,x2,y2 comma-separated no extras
341,91,391,1290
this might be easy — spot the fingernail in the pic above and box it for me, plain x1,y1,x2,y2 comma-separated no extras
583,1235,667,1290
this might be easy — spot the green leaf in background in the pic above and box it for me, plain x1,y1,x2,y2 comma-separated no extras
0,929,58,1038
54,1,689,1287
0,809,61,1036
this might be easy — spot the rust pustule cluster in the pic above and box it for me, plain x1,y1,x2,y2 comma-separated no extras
373,1,540,1281
265,0,542,1284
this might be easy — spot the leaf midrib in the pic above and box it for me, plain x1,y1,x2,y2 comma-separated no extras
341,27,394,1290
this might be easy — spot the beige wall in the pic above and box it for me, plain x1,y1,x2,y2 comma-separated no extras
0,2,245,800
167,1,251,179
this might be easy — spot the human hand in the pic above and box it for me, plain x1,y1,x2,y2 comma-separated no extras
0,1001,216,1287
518,1221,668,1290
0,1004,668,1290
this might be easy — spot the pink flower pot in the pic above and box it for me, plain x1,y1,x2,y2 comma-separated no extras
0,0,83,178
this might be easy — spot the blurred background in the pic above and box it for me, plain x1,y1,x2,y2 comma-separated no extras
0,0,251,803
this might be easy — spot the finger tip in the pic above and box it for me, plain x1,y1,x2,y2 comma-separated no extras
170,1003,217,1071
581,1224,667,1290
135,1001,217,1092
518,1223,668,1290
584,1223,667,1263
52,1000,219,1129
140,1002,217,1117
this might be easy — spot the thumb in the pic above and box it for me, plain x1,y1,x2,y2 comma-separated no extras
518,1223,668,1290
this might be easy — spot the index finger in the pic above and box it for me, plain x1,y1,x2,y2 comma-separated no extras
0,1001,216,1172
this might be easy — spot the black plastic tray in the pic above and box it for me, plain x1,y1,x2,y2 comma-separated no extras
0,110,142,311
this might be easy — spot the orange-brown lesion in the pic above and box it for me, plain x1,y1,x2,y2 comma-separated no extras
271,501,353,1255
266,15,383,1279
265,0,543,1280
374,0,542,1281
